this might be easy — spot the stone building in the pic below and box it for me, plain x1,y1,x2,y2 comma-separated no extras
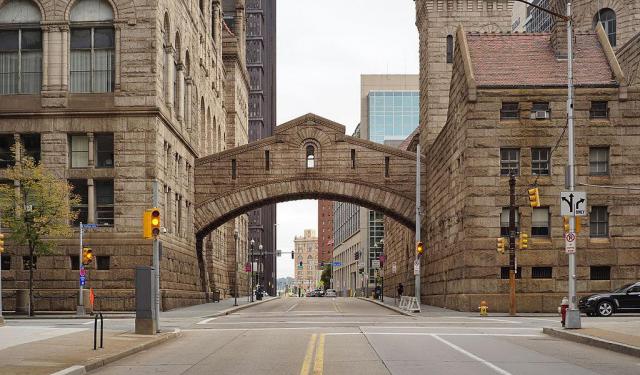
0,0,250,311
294,229,318,294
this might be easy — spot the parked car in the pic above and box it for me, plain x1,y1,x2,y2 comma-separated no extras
579,282,640,317
325,289,337,297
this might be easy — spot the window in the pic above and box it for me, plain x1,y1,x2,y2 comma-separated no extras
589,147,609,175
0,0,43,95
531,102,550,119
500,208,519,236
384,156,390,177
594,9,616,47
532,267,553,279
231,159,237,179
500,148,520,176
500,267,521,279
1,254,10,270
532,207,550,236
590,266,611,280
69,179,88,225
590,101,609,119
95,180,114,226
500,102,519,120
97,256,110,270
95,133,114,168
532,102,549,112
70,255,80,270
0,134,15,168
306,145,315,168
531,148,550,176
351,149,356,169
590,206,608,237
22,255,36,270
70,135,89,168
446,35,453,63
70,0,115,93
264,150,269,170
21,133,40,163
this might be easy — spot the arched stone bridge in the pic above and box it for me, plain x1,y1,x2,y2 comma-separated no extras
194,113,425,238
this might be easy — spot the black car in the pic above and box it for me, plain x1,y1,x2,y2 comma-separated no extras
579,282,640,317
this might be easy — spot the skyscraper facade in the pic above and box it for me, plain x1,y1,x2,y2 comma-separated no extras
233,0,278,296
317,200,334,265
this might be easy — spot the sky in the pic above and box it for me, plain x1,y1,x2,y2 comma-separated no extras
275,0,419,279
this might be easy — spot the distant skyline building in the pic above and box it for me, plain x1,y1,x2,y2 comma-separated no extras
333,75,419,296
294,229,319,293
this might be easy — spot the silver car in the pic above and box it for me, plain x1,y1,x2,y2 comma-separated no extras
325,289,337,297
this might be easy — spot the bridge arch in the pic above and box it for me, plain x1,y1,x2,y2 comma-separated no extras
194,113,425,238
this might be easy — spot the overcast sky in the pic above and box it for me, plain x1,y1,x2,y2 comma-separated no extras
275,0,419,279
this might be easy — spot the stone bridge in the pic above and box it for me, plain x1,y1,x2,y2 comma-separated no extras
194,113,425,238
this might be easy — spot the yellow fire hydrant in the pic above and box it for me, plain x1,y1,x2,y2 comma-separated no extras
479,300,489,316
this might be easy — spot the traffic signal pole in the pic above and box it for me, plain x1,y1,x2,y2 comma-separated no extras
152,180,160,332
509,174,517,316
76,223,85,316
415,143,421,303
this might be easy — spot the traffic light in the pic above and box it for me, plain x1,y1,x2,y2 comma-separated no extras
563,216,581,233
354,251,360,260
519,233,529,250
82,247,94,265
0,233,4,253
528,187,540,208
143,208,161,239
496,237,505,254
416,241,424,256
291,251,295,259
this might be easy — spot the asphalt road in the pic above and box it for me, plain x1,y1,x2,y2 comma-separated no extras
75,297,640,375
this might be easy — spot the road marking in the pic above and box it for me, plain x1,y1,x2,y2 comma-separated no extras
520,317,559,323
431,334,514,375
299,333,317,375
450,317,520,323
360,326,541,330
196,317,218,325
286,303,299,312
328,333,539,337
313,334,325,375
196,320,522,325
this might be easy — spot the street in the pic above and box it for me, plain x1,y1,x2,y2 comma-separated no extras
57,297,639,375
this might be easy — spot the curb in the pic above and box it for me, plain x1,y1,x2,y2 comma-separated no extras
543,327,640,358
357,297,414,317
204,296,282,318
5,314,135,320
50,328,182,375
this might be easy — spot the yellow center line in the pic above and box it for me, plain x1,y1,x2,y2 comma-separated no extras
299,333,317,375
313,334,326,375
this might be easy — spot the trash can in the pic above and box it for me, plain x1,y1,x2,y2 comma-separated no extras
255,289,263,301
212,290,220,303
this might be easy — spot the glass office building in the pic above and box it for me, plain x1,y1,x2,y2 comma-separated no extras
368,91,420,145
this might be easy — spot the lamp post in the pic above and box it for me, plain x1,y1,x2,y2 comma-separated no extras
249,239,255,302
233,229,239,307
379,239,385,303
511,0,580,329
258,244,264,288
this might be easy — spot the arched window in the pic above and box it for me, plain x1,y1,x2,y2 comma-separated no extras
446,35,454,64
173,33,181,110
70,0,115,93
0,0,42,95
199,0,205,13
200,97,205,151
306,145,315,168
162,13,170,99
184,51,190,127
594,8,616,47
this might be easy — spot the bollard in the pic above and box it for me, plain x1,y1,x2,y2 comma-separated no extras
93,312,103,350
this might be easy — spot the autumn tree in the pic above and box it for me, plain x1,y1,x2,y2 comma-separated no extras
0,148,79,315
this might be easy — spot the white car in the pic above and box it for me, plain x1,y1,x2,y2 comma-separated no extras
325,289,337,297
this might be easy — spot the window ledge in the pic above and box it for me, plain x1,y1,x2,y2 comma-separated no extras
589,237,610,244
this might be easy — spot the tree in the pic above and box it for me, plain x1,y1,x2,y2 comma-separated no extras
0,148,79,316
320,264,332,289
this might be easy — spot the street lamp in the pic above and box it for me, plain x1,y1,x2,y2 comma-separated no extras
258,244,264,289
250,239,255,302
233,229,239,306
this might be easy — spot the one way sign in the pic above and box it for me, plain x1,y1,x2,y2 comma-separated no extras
561,192,587,216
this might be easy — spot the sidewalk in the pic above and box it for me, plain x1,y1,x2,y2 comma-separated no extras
544,319,640,358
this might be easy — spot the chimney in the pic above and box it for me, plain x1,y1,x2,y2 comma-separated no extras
549,0,569,58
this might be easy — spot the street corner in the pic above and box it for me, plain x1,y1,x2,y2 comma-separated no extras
543,326,640,358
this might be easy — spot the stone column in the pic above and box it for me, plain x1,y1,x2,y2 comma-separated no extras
42,27,49,91
88,178,95,224
185,78,193,130
166,47,175,111
61,26,69,91
177,64,185,123
114,24,122,91
87,133,95,167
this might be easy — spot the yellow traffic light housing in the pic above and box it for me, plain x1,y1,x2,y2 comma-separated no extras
519,233,529,250
0,233,4,253
416,241,424,256
82,247,93,265
496,237,505,254
563,216,581,233
143,208,161,239
528,187,540,208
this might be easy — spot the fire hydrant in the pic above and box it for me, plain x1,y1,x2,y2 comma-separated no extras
559,297,569,327
479,300,489,316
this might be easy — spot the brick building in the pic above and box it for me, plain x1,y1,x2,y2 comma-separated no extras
317,200,333,265
0,0,250,311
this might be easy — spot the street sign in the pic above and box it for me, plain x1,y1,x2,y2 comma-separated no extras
565,231,576,254
392,262,397,274
332,261,342,267
561,192,587,216
413,259,420,275
83,223,98,229
80,276,86,286
244,262,252,272
371,260,380,269
79,268,86,277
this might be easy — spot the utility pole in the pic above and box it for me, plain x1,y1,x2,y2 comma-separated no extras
76,223,85,316
509,173,517,316
233,229,239,306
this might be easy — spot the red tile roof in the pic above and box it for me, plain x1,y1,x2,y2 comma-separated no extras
466,33,616,87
